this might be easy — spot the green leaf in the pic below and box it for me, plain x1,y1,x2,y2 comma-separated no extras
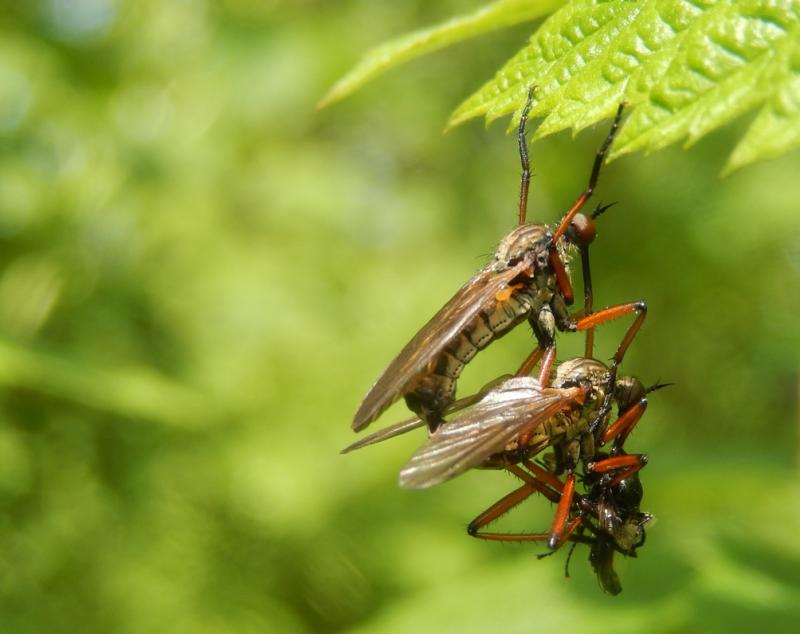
317,0,564,109
449,0,800,171
725,26,800,171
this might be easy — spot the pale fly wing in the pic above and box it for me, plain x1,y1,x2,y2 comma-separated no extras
399,378,585,489
353,259,530,431
341,415,425,454
343,374,514,453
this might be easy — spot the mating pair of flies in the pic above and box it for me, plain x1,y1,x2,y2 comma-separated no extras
344,90,661,594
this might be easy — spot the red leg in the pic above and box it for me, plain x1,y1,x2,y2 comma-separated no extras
601,398,648,446
468,465,595,551
574,300,647,434
467,464,562,540
573,301,647,367
536,346,556,386
551,516,583,551
586,454,648,488
515,346,544,377
548,473,578,549
467,484,540,539
471,530,554,543
507,464,561,503
522,459,565,493
606,463,646,488
551,104,625,243
550,250,574,305
587,454,646,473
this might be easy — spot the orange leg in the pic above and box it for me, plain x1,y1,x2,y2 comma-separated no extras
522,459,565,492
468,464,596,554
551,103,625,243
467,484,542,540
550,249,575,305
601,398,648,446
548,473,578,550
536,346,556,386
588,454,646,473
514,344,554,386
607,463,646,488
586,454,648,488
515,346,544,377
573,301,647,367
467,464,562,540
573,300,647,434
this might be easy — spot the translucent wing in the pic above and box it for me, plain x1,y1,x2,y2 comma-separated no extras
343,375,514,453
353,259,529,431
341,414,425,454
399,377,585,489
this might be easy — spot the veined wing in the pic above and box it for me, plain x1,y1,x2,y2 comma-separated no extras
353,259,530,431
341,415,425,454
399,377,585,489
343,374,514,453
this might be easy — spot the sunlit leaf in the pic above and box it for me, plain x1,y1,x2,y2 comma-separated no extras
317,0,563,108
725,26,800,171
449,0,800,171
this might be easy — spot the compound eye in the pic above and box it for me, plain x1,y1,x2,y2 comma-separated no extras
615,377,646,411
568,213,596,246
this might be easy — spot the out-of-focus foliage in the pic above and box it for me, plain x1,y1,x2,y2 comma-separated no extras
324,0,800,172
0,1,799,633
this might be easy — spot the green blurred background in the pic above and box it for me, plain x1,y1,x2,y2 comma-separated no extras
1,1,799,632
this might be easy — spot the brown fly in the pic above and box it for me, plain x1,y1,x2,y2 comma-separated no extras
454,359,664,595
395,356,646,490
353,90,645,434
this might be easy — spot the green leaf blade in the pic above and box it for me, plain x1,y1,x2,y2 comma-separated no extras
449,0,800,170
726,24,800,171
612,1,798,157
448,0,636,128
317,0,562,109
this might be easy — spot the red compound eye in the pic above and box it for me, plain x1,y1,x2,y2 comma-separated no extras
569,212,597,246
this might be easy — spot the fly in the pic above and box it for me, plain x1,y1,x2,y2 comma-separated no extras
454,359,665,595
353,90,645,434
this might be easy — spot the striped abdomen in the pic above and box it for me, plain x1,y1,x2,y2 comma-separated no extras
404,285,544,426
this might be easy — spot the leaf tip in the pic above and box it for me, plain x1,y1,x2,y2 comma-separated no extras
720,155,745,177
445,111,470,131
317,78,351,110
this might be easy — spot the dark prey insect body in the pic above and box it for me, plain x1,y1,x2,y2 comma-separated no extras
460,357,659,594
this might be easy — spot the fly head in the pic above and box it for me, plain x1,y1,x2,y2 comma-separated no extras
614,375,647,416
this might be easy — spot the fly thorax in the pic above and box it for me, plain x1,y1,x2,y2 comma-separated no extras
553,358,610,397
493,223,550,266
